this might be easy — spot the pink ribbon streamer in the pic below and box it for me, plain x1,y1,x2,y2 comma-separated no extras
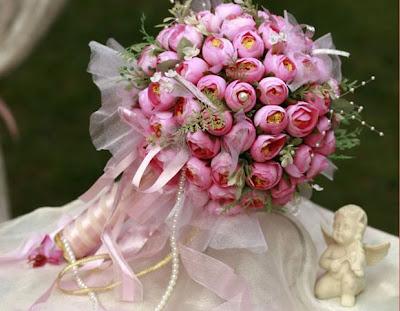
0,96,18,139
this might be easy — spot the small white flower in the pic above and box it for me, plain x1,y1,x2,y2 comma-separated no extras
312,184,324,191
160,78,175,93
150,72,162,83
268,31,287,45
182,46,200,60
165,70,177,78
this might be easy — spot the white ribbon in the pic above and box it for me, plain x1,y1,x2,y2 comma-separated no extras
312,48,351,58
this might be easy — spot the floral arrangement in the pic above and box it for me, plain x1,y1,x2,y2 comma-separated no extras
115,0,380,215
2,1,383,310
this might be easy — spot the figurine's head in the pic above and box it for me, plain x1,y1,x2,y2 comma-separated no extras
333,205,367,245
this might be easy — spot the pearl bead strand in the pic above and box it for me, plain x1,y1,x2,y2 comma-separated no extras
154,169,186,311
60,235,99,311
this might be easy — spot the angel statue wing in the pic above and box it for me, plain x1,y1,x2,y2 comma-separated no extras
364,242,391,266
321,225,335,245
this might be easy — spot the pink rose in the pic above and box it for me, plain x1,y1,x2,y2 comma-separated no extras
304,91,331,116
187,131,221,159
271,177,296,206
197,11,222,33
226,57,265,83
286,101,319,137
208,183,238,204
206,110,233,136
149,112,177,138
206,200,242,216
257,10,270,23
202,36,237,73
156,26,175,50
258,17,287,50
211,152,236,187
168,24,203,51
148,82,176,111
186,157,213,190
254,105,288,135
264,52,297,82
157,51,179,64
246,161,282,190
173,97,201,125
215,3,243,20
223,117,256,152
176,57,209,84
233,30,264,58
250,134,287,162
225,80,256,112
306,153,329,179
257,77,289,105
221,14,256,41
304,116,331,147
312,130,336,156
240,190,268,209
138,45,157,76
197,75,227,100
138,87,156,117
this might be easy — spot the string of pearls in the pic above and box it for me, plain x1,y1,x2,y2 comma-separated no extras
330,75,384,137
154,169,187,311
60,235,99,311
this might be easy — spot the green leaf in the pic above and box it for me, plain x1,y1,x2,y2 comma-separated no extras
331,98,355,113
156,60,180,72
329,154,355,160
177,37,194,59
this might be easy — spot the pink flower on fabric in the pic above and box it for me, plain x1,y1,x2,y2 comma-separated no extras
197,75,227,100
176,57,209,84
202,36,237,74
186,157,213,190
250,134,287,162
187,131,221,160
286,101,319,137
225,80,256,112
264,52,297,82
167,24,204,51
254,105,288,135
226,57,265,83
246,162,283,190
233,30,265,58
28,235,63,268
257,77,289,106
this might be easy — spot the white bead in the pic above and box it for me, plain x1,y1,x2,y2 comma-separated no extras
238,92,249,102
371,75,376,80
361,121,366,125
350,88,355,93
379,132,384,137
329,109,334,114
322,131,326,135
351,115,356,120
340,110,344,114
370,126,375,131
361,81,366,86
350,101,354,105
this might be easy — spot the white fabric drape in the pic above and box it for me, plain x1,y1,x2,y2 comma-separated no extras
0,0,67,222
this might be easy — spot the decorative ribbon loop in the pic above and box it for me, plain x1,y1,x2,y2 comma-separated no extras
312,48,350,58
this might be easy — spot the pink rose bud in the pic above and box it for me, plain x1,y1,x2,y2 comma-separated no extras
223,117,256,152
149,111,177,138
225,80,256,112
173,97,201,125
157,51,179,64
197,75,227,100
211,152,236,187
148,82,176,111
254,105,288,135
221,14,256,41
168,24,203,51
233,30,265,58
206,111,233,136
202,36,237,73
215,3,243,20
197,11,222,33
257,77,289,105
176,57,209,84
208,183,238,204
246,161,282,190
156,26,175,50
312,130,336,156
306,153,329,179
138,45,157,76
258,16,287,50
187,131,221,159
138,87,156,117
304,116,331,147
226,58,265,83
284,144,313,178
240,190,268,209
205,200,242,216
250,134,287,162
186,157,213,190
286,101,319,137
264,52,297,82
304,91,331,116
271,177,296,206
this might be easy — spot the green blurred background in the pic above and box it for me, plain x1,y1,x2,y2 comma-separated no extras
0,0,398,234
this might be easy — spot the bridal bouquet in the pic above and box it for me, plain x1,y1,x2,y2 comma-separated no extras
2,1,382,310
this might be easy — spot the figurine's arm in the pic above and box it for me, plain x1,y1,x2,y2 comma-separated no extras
319,246,335,270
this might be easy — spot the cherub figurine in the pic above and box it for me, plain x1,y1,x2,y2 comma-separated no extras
315,204,390,307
